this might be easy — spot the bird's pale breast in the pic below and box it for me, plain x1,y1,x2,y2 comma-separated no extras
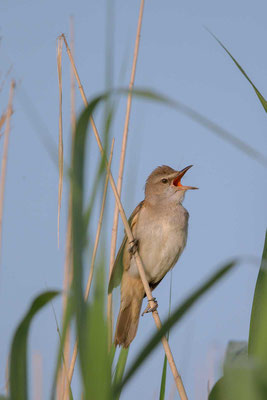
128,203,189,283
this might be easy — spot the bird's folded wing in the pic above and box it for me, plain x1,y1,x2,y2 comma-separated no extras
108,200,144,293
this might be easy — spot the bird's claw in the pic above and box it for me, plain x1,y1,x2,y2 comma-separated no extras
141,297,158,316
129,239,139,257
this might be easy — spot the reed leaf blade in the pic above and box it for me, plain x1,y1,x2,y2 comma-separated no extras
83,264,112,400
9,291,59,400
208,30,267,113
113,348,129,399
248,231,267,360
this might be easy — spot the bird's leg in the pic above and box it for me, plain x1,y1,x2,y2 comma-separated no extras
129,239,139,257
141,297,158,316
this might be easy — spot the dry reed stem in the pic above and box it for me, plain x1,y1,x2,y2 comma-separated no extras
70,17,76,142
56,359,63,399
107,0,144,348
56,36,65,400
60,204,73,399
0,110,14,140
85,138,115,300
63,139,115,398
60,19,76,400
60,211,72,400
63,341,77,400
0,112,7,135
57,36,64,248
51,299,72,400
62,35,188,400
0,80,15,265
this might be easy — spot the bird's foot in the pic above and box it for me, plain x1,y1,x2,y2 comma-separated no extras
129,239,139,257
141,297,158,316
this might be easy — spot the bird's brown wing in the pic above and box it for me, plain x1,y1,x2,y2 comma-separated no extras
108,200,144,294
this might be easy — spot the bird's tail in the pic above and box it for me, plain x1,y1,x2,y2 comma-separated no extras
114,274,144,348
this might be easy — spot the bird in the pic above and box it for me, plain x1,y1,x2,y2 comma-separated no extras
108,165,197,348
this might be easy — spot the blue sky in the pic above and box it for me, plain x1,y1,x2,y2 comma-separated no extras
0,0,267,399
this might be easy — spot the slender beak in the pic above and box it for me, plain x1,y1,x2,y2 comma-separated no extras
172,165,198,190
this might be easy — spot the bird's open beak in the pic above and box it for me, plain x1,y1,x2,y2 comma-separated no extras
172,165,198,190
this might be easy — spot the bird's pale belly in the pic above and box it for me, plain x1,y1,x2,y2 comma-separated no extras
128,211,188,283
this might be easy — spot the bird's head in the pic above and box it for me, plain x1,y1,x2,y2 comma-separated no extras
145,165,198,204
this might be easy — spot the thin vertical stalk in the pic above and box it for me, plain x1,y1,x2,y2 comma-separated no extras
70,16,76,142
62,34,188,400
108,0,145,344
60,19,76,400
60,212,72,400
56,35,65,400
84,138,115,300
63,140,115,399
57,37,64,248
0,80,15,265
51,298,73,400
56,364,63,399
0,112,7,135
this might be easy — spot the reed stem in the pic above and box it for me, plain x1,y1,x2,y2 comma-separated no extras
62,35,188,400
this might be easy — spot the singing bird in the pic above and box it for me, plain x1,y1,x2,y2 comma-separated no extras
109,165,197,348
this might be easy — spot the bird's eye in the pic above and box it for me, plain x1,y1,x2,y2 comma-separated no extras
161,178,168,184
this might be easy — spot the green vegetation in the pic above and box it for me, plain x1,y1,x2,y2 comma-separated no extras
1,14,266,400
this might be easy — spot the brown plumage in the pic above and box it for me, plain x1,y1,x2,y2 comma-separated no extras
113,201,144,347
111,165,197,348
114,274,144,347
